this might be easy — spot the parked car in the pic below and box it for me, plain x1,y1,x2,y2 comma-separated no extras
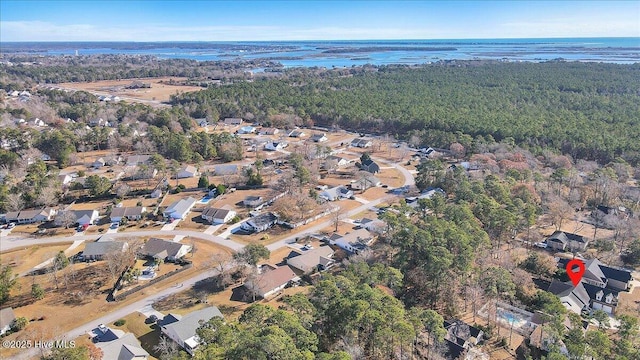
7,222,16,229
110,222,119,229
302,244,314,250
534,242,548,249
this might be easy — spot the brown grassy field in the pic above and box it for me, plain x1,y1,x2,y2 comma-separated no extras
56,77,203,103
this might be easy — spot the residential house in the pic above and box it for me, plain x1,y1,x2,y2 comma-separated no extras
58,174,74,186
238,125,256,134
323,155,350,169
286,246,335,274
259,127,279,135
55,209,99,226
96,333,149,360
320,186,353,201
288,129,306,138
223,117,243,125
443,319,486,360
150,189,163,198
351,174,381,191
213,164,238,175
163,197,197,220
360,159,380,174
31,118,46,127
328,228,374,253
558,258,633,292
176,165,198,179
241,212,278,233
195,118,208,127
82,241,128,261
0,307,16,335
110,206,146,223
310,133,328,142
244,265,300,299
350,138,372,148
243,196,264,207
549,258,632,314
406,187,446,209
546,231,589,252
126,155,151,166
4,208,56,224
161,307,224,356
89,118,107,127
201,206,236,224
264,141,287,151
139,238,192,262
92,158,106,169
359,218,387,233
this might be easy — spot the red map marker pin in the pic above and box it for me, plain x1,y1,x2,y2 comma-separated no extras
566,259,585,287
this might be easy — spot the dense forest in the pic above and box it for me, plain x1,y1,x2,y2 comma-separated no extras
171,62,640,165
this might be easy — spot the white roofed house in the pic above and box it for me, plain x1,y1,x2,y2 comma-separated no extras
264,141,287,151
58,174,74,186
238,125,256,134
176,165,198,179
201,206,236,224
160,307,224,356
163,197,197,220
351,138,372,148
55,209,99,226
92,157,106,169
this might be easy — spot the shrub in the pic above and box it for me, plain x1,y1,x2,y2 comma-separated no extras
11,317,28,331
114,319,126,326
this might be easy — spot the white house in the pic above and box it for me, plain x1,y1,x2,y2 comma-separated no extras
264,141,287,151
201,206,236,224
58,174,74,186
161,307,224,356
288,129,306,138
176,165,198,179
310,133,328,142
320,186,353,201
328,228,374,253
55,209,99,226
163,197,197,220
110,206,146,223
351,138,373,148
238,125,256,134
0,307,16,336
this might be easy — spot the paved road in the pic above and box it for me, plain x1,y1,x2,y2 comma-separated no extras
4,147,416,359
1,229,244,252
8,268,221,360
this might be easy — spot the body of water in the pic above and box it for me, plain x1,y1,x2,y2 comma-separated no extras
2,38,639,67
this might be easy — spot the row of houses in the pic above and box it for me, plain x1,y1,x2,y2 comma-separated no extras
82,237,192,262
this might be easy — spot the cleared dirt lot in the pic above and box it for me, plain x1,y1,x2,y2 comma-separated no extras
56,77,203,103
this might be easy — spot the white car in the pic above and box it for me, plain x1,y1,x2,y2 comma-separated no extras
534,242,548,249
7,222,16,229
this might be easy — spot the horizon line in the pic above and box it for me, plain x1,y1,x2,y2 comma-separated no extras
1,36,639,44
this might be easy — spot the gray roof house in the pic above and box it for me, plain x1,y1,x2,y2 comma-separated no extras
163,197,197,220
223,117,243,125
328,228,374,254
54,209,99,226
286,246,335,274
320,186,353,201
241,212,278,233
310,133,328,142
140,238,192,262
126,155,151,166
82,241,129,261
201,206,236,224
110,206,146,223
351,138,372,148
96,332,149,360
360,159,380,174
546,231,589,252
351,175,381,191
161,307,224,356
243,196,264,207
0,307,16,335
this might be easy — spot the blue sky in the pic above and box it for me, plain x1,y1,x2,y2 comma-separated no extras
1,1,638,41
